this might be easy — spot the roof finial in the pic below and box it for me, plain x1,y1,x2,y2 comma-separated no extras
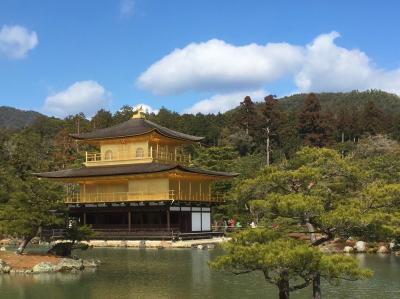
132,105,146,119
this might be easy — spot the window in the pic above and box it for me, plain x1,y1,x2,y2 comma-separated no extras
136,147,144,158
104,150,113,160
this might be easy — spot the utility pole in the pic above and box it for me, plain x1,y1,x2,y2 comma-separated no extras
263,127,271,167
341,131,345,159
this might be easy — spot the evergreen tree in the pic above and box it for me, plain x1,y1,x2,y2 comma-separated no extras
113,105,134,124
362,101,391,135
234,147,400,297
237,96,258,136
91,109,113,129
298,93,331,147
211,229,371,299
261,95,285,164
0,177,65,254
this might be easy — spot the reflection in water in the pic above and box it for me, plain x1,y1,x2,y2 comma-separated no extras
0,249,399,299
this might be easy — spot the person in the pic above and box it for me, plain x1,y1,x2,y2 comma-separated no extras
223,219,228,232
250,221,257,229
236,221,242,228
229,218,235,227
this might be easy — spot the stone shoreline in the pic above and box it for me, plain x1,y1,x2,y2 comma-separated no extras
0,251,100,275
77,237,228,249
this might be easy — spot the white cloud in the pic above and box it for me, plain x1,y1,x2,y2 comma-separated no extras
43,81,111,118
138,32,400,114
294,31,398,93
137,39,303,95
133,103,159,114
120,0,135,17
183,90,265,114
0,25,38,59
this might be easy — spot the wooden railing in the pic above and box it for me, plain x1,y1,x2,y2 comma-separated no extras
85,148,191,166
65,190,224,204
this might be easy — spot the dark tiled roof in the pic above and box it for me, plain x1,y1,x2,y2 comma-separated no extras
34,163,238,179
70,118,204,142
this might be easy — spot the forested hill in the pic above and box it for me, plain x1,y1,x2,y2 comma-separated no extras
0,106,44,129
275,90,400,114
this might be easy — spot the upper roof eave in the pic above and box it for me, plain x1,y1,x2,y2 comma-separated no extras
69,118,204,143
33,163,238,180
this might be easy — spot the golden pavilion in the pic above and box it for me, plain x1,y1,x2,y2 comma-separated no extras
36,108,236,239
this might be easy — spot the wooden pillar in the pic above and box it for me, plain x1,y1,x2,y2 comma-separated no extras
178,179,181,200
174,147,177,162
189,182,192,201
83,212,87,225
166,208,170,231
128,210,131,232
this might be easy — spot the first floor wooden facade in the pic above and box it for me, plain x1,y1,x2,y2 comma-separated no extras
68,201,215,239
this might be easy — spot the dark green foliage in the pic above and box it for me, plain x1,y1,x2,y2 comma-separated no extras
48,224,94,257
211,229,371,298
0,177,65,254
91,109,113,129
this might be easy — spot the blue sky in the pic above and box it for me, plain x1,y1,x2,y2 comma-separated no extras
1,0,400,117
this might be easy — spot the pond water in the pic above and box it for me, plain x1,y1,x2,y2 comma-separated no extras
0,248,399,299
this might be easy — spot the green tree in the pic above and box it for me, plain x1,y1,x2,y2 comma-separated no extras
113,105,134,124
48,224,94,257
91,109,113,129
211,229,370,299
235,147,400,297
0,177,65,254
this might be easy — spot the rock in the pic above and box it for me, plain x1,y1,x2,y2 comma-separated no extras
0,239,12,246
30,237,40,245
343,246,354,253
55,258,83,272
197,244,204,250
355,241,367,252
0,259,11,273
82,259,100,268
0,247,6,251
207,244,215,249
377,246,389,254
32,262,55,273
395,251,400,256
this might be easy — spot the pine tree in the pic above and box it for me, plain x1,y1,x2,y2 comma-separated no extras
234,147,400,297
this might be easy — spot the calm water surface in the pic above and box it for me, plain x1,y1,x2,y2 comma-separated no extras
0,248,399,299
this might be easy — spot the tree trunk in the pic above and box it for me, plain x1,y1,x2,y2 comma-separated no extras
16,236,33,255
277,271,290,299
312,272,321,299
305,218,316,244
